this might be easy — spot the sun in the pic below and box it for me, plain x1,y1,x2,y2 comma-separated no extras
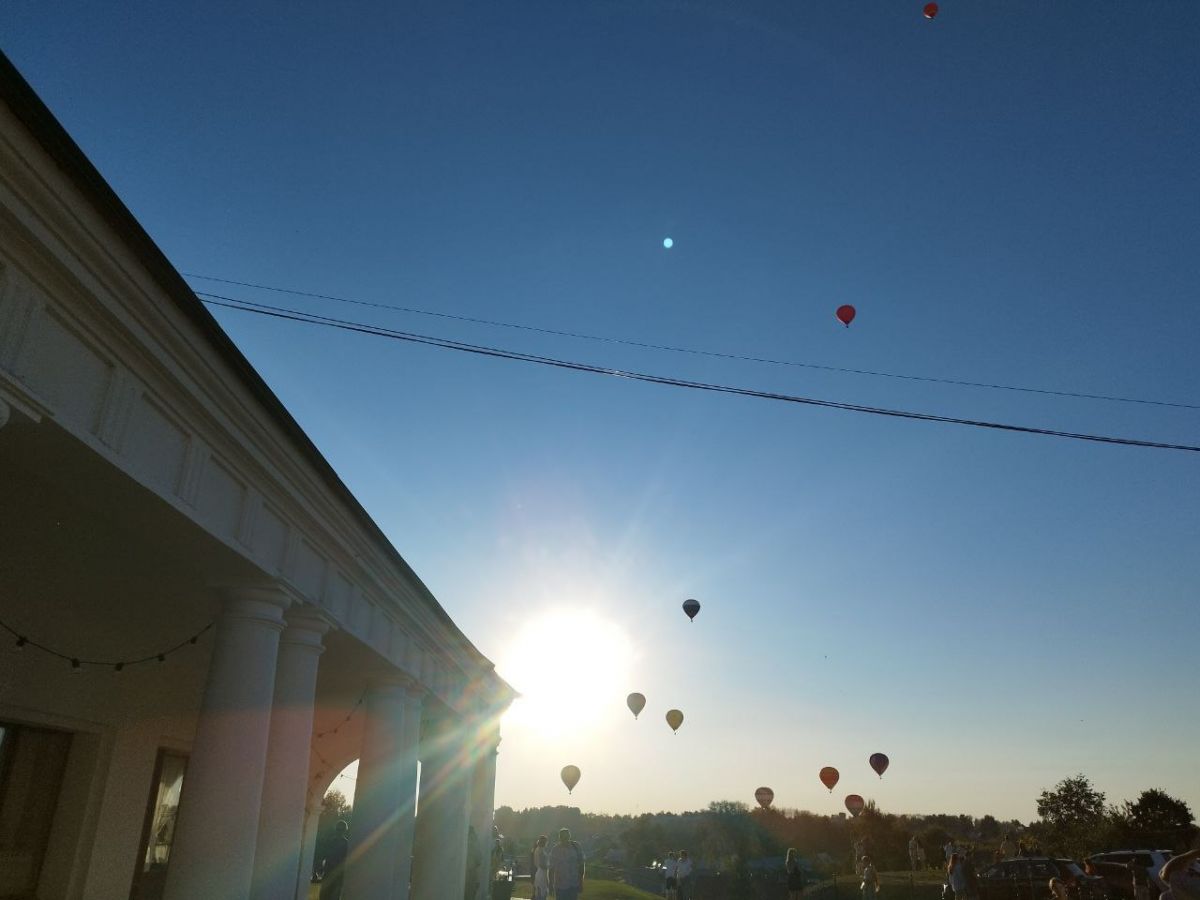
498,609,634,741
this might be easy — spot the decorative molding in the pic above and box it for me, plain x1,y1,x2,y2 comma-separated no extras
0,102,509,712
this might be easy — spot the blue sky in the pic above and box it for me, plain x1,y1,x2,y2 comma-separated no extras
5,1,1198,820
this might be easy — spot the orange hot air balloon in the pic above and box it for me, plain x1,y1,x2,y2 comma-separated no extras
845,794,865,817
820,767,840,793
923,3,939,19
561,765,581,794
627,692,647,719
836,305,856,327
869,753,890,779
755,787,775,809
682,598,700,621
665,709,684,733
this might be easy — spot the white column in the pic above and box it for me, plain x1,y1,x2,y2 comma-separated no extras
470,730,501,900
164,586,290,900
343,678,424,900
411,715,473,900
252,610,329,900
293,799,321,900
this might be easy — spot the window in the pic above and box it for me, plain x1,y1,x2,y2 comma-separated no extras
129,750,187,900
0,721,73,900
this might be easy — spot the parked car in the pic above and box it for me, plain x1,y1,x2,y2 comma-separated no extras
977,857,1104,900
1087,860,1136,900
1087,850,1193,896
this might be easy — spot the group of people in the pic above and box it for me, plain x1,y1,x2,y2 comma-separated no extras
529,829,587,900
945,851,981,900
661,849,694,898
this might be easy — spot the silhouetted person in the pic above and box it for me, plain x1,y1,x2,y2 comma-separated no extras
320,820,349,900
548,828,585,900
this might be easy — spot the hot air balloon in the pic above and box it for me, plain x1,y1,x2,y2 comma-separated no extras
755,787,775,809
665,709,684,733
820,767,840,793
627,692,646,720
682,599,700,621
836,305,856,327
845,794,865,817
561,765,581,794
869,753,890,779
923,3,939,19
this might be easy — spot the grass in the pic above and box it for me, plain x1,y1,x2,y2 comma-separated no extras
307,870,941,900
308,877,659,900
510,877,661,899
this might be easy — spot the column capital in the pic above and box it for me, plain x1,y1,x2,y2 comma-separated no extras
279,607,332,654
367,673,426,703
211,582,292,630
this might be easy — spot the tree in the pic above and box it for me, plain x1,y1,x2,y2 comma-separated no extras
1035,775,1111,858
976,815,1001,840
1116,790,1197,850
322,789,352,821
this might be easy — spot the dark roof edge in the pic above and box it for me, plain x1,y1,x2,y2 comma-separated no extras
0,50,509,695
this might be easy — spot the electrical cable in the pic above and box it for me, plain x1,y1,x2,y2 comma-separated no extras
184,273,1199,411
198,293,1200,454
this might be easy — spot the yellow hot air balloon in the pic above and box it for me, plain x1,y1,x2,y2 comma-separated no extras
665,709,684,733
627,693,646,719
561,765,581,794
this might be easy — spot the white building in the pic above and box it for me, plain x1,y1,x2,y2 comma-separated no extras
0,51,513,900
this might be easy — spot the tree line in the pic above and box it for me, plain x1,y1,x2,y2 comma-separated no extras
312,775,1195,877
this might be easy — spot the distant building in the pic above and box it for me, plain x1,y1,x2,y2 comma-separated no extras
0,51,513,900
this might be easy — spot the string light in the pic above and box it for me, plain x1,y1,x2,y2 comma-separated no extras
308,690,367,787
0,619,215,672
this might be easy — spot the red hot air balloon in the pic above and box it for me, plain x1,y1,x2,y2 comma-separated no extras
819,767,840,793
627,693,646,720
869,753,890,779
755,787,775,809
561,765,581,794
836,305,856,327
845,794,865,817
682,599,700,621
923,3,939,19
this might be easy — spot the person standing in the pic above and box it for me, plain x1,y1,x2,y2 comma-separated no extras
663,850,679,900
676,850,694,900
1158,849,1200,900
1000,834,1014,860
862,855,880,900
963,854,980,900
945,840,958,864
910,836,924,872
548,828,585,900
947,852,967,900
319,820,349,900
787,848,806,900
531,835,550,900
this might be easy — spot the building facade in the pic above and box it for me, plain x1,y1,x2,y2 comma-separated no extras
0,52,512,900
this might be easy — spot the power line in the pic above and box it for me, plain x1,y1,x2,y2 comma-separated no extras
198,293,1200,454
184,273,1199,411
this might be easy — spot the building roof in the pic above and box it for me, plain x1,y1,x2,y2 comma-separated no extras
0,49,512,704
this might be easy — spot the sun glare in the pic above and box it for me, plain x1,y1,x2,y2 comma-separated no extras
498,609,634,741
